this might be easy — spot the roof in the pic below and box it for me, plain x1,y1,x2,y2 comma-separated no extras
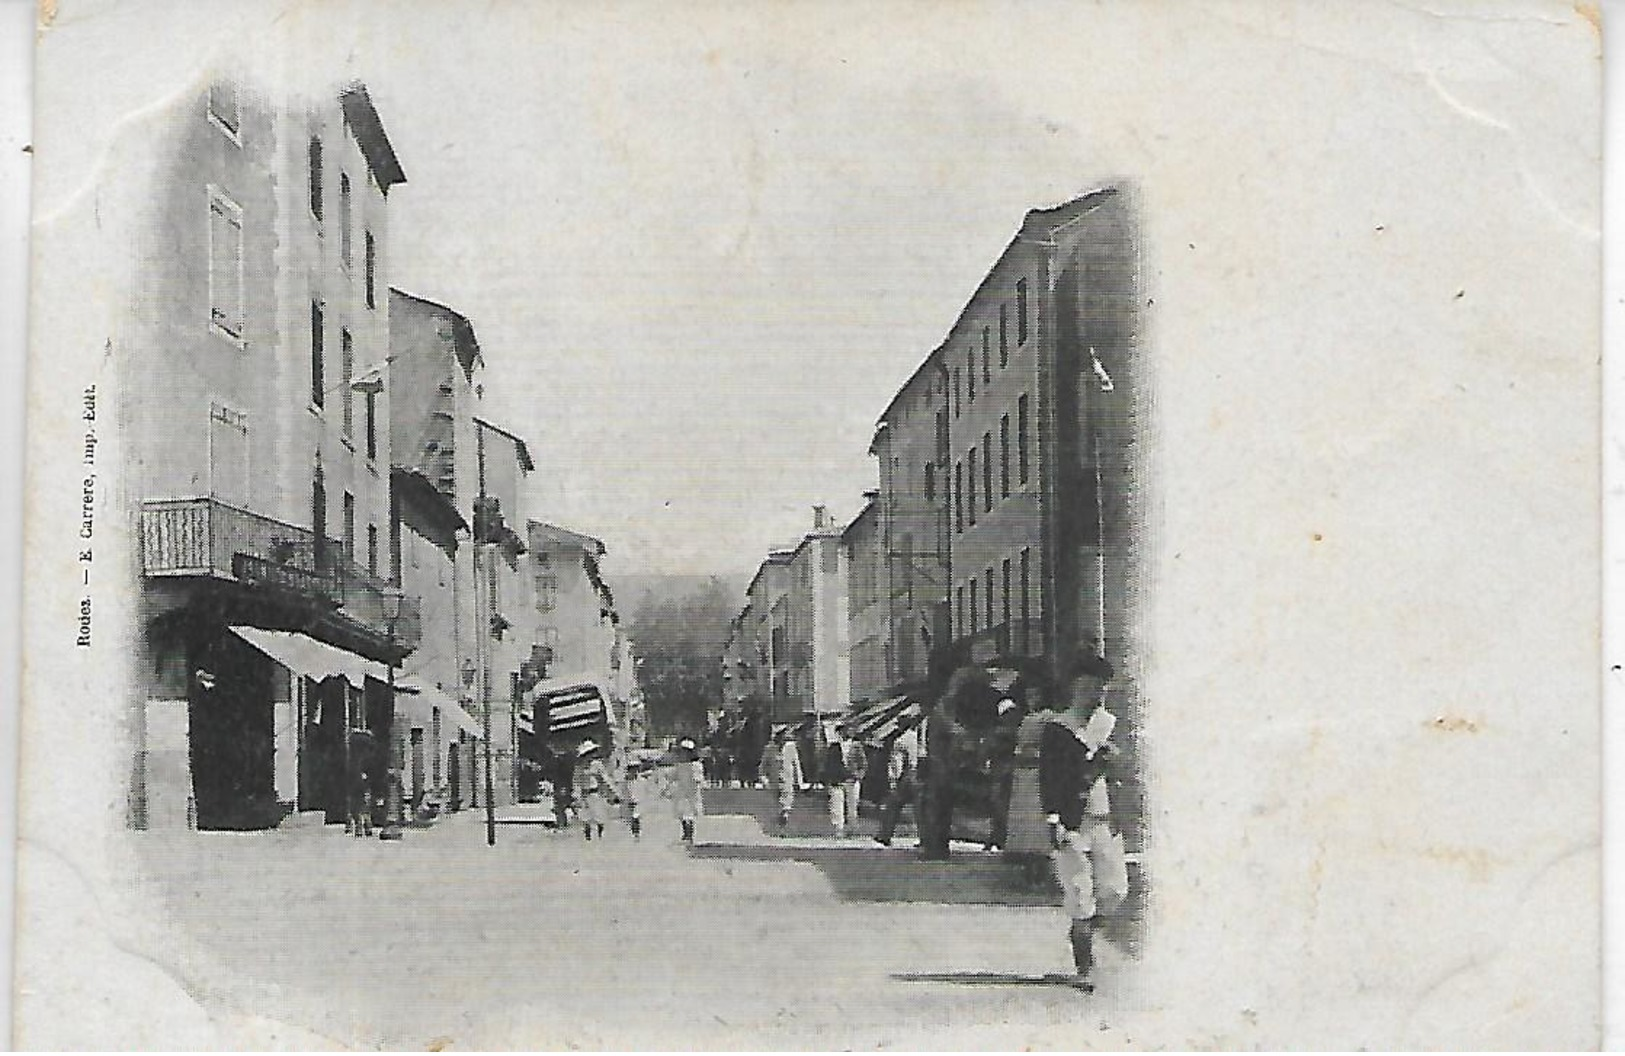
841,494,879,541
474,417,536,472
339,83,407,190
389,287,483,379
527,521,606,557
871,187,1120,433
746,551,797,596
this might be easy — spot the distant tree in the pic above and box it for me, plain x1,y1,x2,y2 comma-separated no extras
629,576,736,737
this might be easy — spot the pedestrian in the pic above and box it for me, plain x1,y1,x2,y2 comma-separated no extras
625,762,657,839
349,763,372,837
774,728,805,831
873,715,921,847
573,739,616,841
839,723,867,834
669,737,704,842
984,694,1024,852
820,724,855,838
1038,653,1128,992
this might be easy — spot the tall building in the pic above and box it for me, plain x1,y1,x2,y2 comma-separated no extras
128,78,417,830
473,417,535,806
842,492,890,706
387,289,492,811
744,550,795,722
868,348,952,691
778,506,850,719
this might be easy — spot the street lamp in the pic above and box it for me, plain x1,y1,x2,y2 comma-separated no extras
379,588,407,841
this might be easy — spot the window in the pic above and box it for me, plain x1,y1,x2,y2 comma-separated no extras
954,462,963,534
390,502,402,585
970,579,980,634
364,389,378,461
923,463,935,503
364,231,376,309
310,301,325,407
982,432,993,513
208,81,239,138
308,136,323,220
367,524,378,576
208,190,244,340
1017,393,1030,485
956,585,966,638
339,173,352,268
1020,548,1031,653
935,409,949,465
342,492,355,563
207,403,249,508
985,566,995,630
968,351,977,403
312,471,327,564
340,328,354,439
535,552,558,612
953,369,961,417
1017,278,1029,344
999,304,1009,366
1000,414,1010,498
982,333,991,386
967,448,978,526
1001,558,1012,642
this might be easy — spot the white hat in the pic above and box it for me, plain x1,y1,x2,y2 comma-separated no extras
577,739,599,757
678,738,696,750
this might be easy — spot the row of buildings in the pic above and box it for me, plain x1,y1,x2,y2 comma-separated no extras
119,76,636,830
721,188,1145,834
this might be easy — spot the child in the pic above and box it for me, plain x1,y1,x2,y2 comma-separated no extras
626,763,657,838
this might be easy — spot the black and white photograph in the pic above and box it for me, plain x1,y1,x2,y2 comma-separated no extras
12,0,1603,1049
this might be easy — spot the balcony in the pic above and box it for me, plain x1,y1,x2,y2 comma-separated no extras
141,497,421,651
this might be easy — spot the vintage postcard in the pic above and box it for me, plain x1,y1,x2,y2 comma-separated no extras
15,0,1602,1049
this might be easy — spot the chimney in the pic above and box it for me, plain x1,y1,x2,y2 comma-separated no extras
812,504,828,530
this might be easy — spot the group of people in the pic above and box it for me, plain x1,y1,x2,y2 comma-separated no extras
559,736,708,845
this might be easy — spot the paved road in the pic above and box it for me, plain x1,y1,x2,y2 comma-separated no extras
113,805,1136,1049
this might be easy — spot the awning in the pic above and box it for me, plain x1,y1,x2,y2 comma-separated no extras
520,681,608,740
229,626,386,691
851,696,924,747
394,680,482,739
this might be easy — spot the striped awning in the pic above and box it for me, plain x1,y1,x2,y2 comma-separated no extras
847,695,924,747
519,680,608,741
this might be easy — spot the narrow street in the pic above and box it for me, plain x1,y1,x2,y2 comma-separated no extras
125,800,1135,1050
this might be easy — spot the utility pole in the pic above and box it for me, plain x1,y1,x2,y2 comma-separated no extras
477,423,497,847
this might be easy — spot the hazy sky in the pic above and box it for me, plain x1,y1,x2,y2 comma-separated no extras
36,0,1595,589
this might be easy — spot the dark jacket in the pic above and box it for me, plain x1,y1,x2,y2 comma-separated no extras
822,743,851,785
1038,721,1106,832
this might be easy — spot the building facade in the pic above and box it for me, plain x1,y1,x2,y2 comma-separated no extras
868,348,952,692
385,289,494,811
473,417,536,807
128,78,417,830
842,492,890,706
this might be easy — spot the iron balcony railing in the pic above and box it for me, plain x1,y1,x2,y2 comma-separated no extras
140,497,421,650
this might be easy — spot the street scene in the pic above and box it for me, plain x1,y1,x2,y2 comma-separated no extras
17,2,1608,1050
41,8,1144,1046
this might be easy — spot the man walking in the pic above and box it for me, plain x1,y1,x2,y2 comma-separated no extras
1039,654,1128,992
873,716,921,847
820,723,864,838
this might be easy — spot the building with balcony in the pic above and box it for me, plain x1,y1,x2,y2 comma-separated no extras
128,77,416,831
